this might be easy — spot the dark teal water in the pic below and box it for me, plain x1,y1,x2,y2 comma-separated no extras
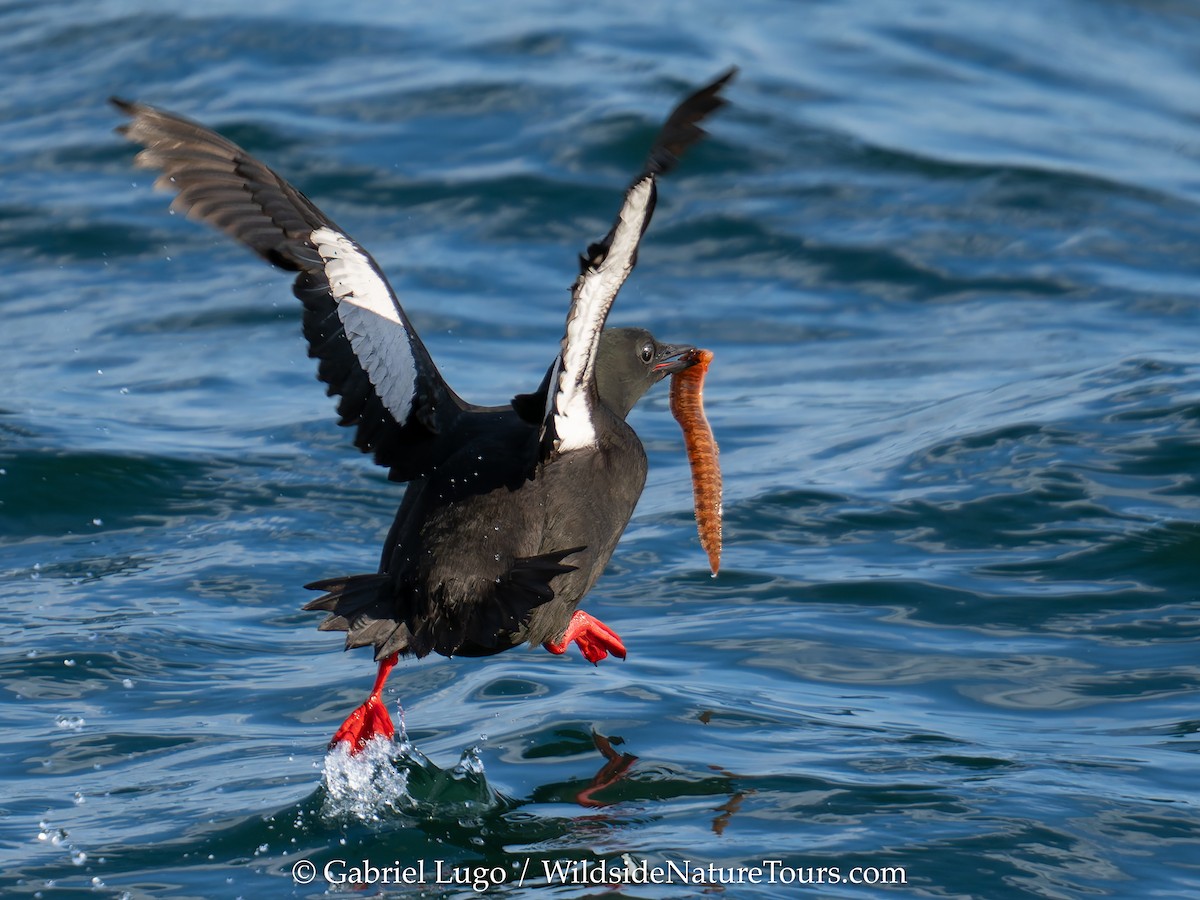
3,1,1200,897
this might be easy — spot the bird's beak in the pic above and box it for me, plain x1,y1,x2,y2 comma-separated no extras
652,343,700,375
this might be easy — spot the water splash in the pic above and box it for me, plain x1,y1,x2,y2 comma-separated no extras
320,737,415,823
37,821,69,847
37,819,91,870
318,720,503,824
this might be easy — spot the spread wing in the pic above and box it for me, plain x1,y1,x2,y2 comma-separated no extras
540,67,736,455
544,175,657,454
112,99,463,481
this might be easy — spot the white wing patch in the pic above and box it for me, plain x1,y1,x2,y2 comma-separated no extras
550,176,655,453
312,226,418,425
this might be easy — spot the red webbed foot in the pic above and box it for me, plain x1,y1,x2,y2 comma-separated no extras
329,653,399,754
543,610,627,665
330,694,394,753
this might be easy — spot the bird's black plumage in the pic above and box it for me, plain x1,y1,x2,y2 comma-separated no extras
113,69,734,668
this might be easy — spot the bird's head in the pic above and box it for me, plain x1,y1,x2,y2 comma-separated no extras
595,326,698,419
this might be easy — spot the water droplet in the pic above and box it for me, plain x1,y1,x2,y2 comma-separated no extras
121,678,134,689
71,849,87,866
63,659,76,668
73,792,85,806
320,738,416,823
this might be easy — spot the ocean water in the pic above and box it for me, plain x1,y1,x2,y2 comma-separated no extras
3,0,1200,897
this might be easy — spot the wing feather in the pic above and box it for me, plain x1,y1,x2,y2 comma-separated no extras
541,68,736,455
546,175,657,453
112,98,461,479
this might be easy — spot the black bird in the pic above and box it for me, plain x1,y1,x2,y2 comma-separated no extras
113,69,734,751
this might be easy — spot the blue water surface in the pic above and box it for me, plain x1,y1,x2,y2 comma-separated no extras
3,1,1200,897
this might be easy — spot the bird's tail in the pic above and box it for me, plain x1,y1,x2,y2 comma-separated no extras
303,574,409,662
303,547,581,661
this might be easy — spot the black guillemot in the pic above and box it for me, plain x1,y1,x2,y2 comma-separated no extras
113,68,734,752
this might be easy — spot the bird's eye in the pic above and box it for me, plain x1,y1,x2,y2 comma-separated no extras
640,342,655,364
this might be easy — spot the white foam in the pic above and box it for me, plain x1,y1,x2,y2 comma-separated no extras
318,719,498,823
320,736,415,824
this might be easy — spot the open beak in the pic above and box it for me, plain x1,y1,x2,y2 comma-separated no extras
652,343,700,376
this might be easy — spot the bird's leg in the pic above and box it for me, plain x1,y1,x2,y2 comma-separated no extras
329,652,399,754
543,610,627,664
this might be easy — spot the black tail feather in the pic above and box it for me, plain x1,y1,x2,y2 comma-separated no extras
303,547,581,661
302,573,407,661
465,546,581,651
